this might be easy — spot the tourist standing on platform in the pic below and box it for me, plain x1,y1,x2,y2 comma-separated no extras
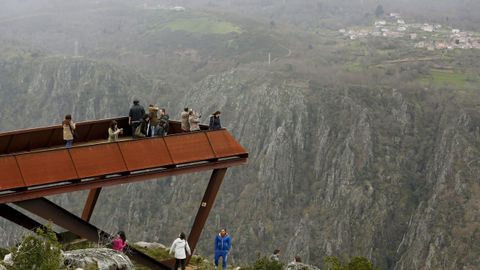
214,229,231,270
157,108,170,136
107,120,123,142
63,114,76,148
129,99,145,138
181,107,190,132
170,232,191,270
209,111,222,130
148,104,159,137
189,110,201,131
112,231,127,252
135,114,151,138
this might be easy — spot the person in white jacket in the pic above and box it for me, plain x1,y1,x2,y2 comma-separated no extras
170,232,191,270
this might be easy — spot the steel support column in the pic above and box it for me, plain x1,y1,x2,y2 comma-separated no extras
186,168,227,261
14,198,171,270
81,188,102,221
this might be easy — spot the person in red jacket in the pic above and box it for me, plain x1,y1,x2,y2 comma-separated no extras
112,231,127,252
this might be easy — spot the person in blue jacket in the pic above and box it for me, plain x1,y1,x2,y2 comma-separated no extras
214,228,231,270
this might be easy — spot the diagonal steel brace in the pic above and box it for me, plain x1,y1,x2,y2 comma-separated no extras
14,197,171,270
0,203,64,240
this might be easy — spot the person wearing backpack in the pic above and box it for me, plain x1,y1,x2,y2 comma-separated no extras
170,232,191,270
134,114,151,138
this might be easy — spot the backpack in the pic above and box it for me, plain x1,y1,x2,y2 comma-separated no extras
135,125,146,137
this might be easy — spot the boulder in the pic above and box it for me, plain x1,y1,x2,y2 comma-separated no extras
63,248,134,270
2,253,12,266
134,241,166,249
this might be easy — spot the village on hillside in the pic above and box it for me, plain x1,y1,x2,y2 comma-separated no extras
339,13,480,50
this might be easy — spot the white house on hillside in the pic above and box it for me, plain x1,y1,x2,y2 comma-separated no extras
422,24,434,32
170,6,185,11
375,20,386,27
390,13,401,19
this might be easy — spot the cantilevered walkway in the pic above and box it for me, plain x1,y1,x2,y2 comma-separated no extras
0,116,248,270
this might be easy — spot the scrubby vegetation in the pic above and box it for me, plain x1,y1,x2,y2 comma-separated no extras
4,226,62,270
242,255,284,270
324,256,379,270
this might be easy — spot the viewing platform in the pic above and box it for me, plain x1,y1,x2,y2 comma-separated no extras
0,116,248,270
0,116,247,200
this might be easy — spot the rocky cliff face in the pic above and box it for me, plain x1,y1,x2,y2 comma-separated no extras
0,53,166,131
0,56,479,270
169,66,480,270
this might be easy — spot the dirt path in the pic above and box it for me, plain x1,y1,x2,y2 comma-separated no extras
272,44,292,63
382,57,443,64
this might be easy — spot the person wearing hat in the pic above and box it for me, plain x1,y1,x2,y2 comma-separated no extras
129,99,145,138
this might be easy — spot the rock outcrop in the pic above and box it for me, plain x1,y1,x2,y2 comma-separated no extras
285,262,320,270
134,241,166,249
63,248,134,270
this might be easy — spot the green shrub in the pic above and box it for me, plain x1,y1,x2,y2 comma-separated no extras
345,257,378,270
323,256,379,270
324,256,342,270
244,255,285,270
0,247,10,260
8,226,63,270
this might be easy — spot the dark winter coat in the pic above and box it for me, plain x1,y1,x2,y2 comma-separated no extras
129,104,145,122
209,115,221,130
